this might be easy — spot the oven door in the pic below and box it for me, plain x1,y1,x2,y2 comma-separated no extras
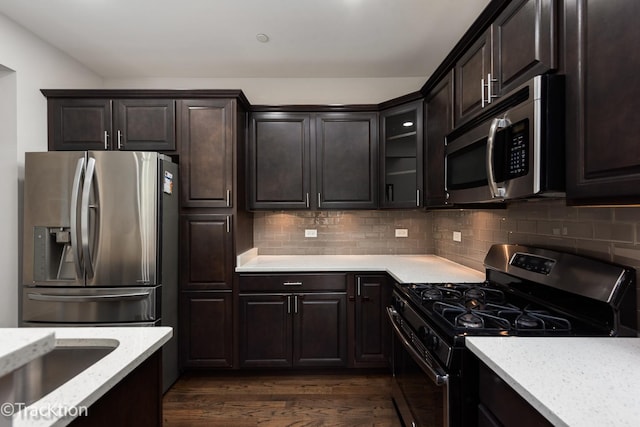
388,307,449,427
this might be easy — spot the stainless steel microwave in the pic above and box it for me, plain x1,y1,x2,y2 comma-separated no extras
444,75,565,204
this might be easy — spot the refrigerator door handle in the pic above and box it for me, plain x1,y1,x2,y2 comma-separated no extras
70,157,85,280
81,157,97,279
26,291,152,303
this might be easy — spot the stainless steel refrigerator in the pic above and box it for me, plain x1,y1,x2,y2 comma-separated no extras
21,151,179,391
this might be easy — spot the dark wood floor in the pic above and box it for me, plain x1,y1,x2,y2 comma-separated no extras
163,371,402,426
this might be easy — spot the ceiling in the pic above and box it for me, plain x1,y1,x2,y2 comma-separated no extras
0,0,491,80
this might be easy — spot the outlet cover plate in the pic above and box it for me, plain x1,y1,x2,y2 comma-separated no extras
453,231,462,242
395,229,409,238
305,229,317,238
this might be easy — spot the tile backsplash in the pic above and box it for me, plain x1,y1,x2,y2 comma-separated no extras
253,199,640,329
253,210,433,255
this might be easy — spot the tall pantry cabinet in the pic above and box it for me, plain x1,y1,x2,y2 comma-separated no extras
177,93,253,368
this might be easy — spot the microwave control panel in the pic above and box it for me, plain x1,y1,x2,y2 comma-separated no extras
504,119,529,179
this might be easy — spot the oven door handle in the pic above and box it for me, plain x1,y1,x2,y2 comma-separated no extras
387,307,449,386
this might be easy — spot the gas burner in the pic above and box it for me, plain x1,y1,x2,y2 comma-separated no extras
421,288,443,301
464,287,485,300
515,313,542,329
456,312,484,328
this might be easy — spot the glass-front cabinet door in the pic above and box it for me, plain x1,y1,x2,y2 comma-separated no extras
380,100,423,208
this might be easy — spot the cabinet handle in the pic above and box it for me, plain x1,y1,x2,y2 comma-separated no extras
103,130,109,150
481,77,486,108
487,73,498,104
117,130,123,150
306,193,310,208
226,189,231,207
357,277,361,296
317,193,321,208
226,216,231,233
294,295,299,314
287,295,291,314
416,189,421,207
283,281,302,286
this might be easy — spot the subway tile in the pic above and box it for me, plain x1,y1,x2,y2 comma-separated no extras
594,223,635,243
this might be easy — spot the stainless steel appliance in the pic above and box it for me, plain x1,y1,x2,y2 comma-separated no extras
444,75,565,204
388,244,637,427
20,151,179,391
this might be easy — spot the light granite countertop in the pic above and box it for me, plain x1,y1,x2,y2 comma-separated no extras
1,327,171,427
236,249,485,283
467,336,640,427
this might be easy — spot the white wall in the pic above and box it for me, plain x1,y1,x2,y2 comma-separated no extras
104,76,426,105
0,13,103,326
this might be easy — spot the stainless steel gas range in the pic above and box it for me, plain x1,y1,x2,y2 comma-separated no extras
387,244,637,427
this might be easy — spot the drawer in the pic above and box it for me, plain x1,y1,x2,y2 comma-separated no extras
239,273,347,292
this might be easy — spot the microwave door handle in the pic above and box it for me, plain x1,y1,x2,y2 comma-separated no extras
486,118,508,199
81,156,96,279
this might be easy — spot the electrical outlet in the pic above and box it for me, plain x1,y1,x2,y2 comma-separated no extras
395,229,409,238
305,229,317,238
453,231,462,242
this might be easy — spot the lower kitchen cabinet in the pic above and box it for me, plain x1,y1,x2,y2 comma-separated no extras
239,292,347,368
69,350,162,427
238,273,348,368
477,361,552,427
352,274,390,367
180,291,233,368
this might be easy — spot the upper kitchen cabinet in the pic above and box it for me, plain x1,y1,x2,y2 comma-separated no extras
454,0,557,126
564,0,640,204
249,112,312,210
249,110,378,210
316,112,378,209
43,94,176,152
425,72,454,207
380,101,423,208
178,99,234,208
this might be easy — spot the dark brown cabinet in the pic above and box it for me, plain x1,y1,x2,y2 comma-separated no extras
316,112,378,209
249,111,378,210
454,0,557,126
178,99,235,208
238,274,348,368
477,362,552,426
180,214,233,290
379,101,423,208
180,291,233,368
352,274,390,367
45,97,176,151
425,71,454,207
565,0,640,204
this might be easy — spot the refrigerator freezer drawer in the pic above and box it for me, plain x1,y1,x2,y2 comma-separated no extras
22,286,159,323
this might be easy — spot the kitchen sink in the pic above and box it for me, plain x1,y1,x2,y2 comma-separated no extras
0,340,118,408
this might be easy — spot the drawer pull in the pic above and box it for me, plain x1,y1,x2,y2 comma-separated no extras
283,281,303,286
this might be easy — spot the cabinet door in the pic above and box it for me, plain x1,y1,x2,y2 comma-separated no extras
354,275,390,367
380,101,424,208
239,294,292,367
492,0,556,95
178,99,234,208
425,72,454,207
454,30,492,127
180,214,232,290
180,291,233,368
294,293,347,367
249,112,311,209
114,99,176,151
47,98,112,151
565,0,640,203
316,112,378,209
